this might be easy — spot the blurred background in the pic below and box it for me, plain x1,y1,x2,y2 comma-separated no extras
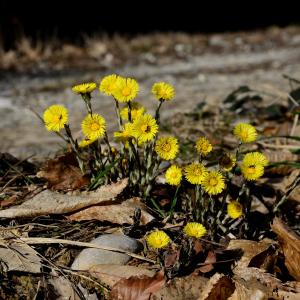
0,1,300,158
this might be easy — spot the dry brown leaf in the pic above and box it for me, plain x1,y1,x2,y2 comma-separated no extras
198,273,235,300
0,179,128,218
197,251,216,273
110,270,165,300
67,197,154,225
271,217,300,280
227,239,275,271
233,267,300,300
151,275,208,300
89,265,155,287
37,153,89,191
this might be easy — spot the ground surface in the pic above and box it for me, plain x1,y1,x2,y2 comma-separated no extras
1,26,300,159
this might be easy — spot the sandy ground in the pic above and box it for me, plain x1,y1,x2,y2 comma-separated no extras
1,27,300,159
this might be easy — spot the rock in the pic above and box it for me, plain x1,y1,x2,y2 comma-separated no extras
71,234,143,271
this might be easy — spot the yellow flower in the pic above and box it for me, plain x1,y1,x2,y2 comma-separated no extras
146,230,170,249
120,103,145,121
240,162,264,181
243,152,268,167
81,114,106,140
113,77,139,102
99,74,119,96
131,114,158,143
72,82,97,94
43,105,68,132
227,201,243,219
152,82,175,101
155,136,179,160
195,137,213,156
79,137,96,148
233,123,257,143
114,123,133,143
202,171,225,195
185,163,208,185
184,222,207,239
165,165,182,186
219,153,236,172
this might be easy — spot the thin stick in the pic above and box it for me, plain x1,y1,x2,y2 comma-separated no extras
290,114,299,136
17,237,155,263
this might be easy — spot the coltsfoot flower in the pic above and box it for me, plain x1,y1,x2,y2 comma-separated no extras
131,114,158,143
240,162,264,181
202,171,225,195
79,137,96,148
233,123,257,143
165,165,182,186
146,230,170,249
151,82,175,101
184,162,208,185
81,114,106,140
99,74,119,96
113,77,139,102
43,104,68,132
155,136,179,160
120,102,145,121
227,201,243,219
114,123,133,143
72,82,97,94
243,152,268,167
195,137,213,156
219,153,236,172
183,222,207,239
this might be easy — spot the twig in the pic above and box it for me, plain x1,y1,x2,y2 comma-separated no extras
16,237,155,263
290,114,299,136
257,142,300,150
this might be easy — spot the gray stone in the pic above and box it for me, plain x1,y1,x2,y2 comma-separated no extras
71,234,143,271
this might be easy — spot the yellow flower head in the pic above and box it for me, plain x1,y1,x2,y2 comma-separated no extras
165,165,182,186
243,152,268,167
155,136,179,160
184,222,207,239
240,161,264,181
185,163,208,185
114,123,133,143
195,137,213,156
78,137,96,148
72,82,97,94
152,82,175,101
227,201,243,219
146,230,170,249
233,123,257,143
219,153,236,172
81,114,106,140
202,171,225,195
43,105,68,132
113,77,139,102
131,114,158,143
99,74,119,96
120,102,145,121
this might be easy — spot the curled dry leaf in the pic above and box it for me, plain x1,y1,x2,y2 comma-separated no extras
198,273,235,300
0,178,128,218
227,239,276,272
271,217,300,280
37,153,89,191
89,265,155,288
197,250,216,274
110,270,165,300
67,197,154,225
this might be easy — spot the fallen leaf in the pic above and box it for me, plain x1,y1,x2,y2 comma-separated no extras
197,251,216,273
0,178,128,218
67,197,154,225
271,217,300,280
37,152,89,191
198,273,235,300
89,265,155,287
0,230,41,273
151,275,208,300
227,239,275,271
110,270,165,300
